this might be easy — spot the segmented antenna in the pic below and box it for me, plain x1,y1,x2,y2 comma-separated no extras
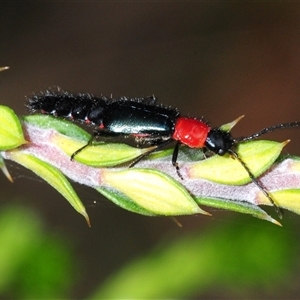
228,149,283,219
236,121,300,143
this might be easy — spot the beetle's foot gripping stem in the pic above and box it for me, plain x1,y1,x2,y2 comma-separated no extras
70,135,97,161
128,146,158,168
70,143,90,161
172,162,184,180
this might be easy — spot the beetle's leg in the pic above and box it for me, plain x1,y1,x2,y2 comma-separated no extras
172,142,183,180
70,130,124,160
70,135,94,160
129,138,173,168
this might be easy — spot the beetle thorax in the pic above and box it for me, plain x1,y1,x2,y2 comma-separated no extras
172,117,211,148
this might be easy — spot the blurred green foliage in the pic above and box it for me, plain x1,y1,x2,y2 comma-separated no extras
0,204,298,299
0,204,75,299
90,217,297,299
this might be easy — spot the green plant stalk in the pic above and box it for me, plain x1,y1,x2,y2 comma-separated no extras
1,109,300,224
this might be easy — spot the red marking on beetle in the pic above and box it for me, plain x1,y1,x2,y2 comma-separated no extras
132,133,151,137
173,117,210,148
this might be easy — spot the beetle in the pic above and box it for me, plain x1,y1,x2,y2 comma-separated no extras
27,89,300,217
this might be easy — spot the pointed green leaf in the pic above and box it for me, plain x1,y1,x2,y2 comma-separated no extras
195,196,281,225
96,186,157,216
219,115,244,132
24,115,90,140
8,151,90,225
0,106,26,150
189,140,286,185
51,133,150,167
0,155,13,182
257,189,300,215
102,168,209,216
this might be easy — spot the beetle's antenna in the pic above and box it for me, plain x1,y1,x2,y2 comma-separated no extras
235,121,300,143
228,149,283,219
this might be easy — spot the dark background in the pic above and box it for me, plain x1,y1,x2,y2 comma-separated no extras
1,2,300,299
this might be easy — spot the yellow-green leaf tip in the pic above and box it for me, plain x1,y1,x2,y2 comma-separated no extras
0,106,27,150
8,151,89,224
220,115,244,132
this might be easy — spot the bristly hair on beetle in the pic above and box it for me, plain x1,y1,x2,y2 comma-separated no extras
27,89,300,218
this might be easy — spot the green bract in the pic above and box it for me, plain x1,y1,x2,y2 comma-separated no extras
8,151,90,225
195,196,281,225
258,189,300,215
24,115,91,140
0,155,13,182
189,140,287,185
51,133,150,167
101,168,209,216
96,187,157,216
0,106,26,150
